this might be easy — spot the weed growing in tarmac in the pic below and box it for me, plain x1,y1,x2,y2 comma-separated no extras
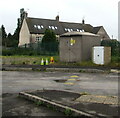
46,104,53,109
35,101,44,106
64,108,72,116
79,70,86,73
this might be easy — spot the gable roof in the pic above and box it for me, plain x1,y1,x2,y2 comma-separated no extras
92,26,102,34
26,17,64,35
25,17,93,35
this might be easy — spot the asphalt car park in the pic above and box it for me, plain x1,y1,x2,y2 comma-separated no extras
1,71,119,116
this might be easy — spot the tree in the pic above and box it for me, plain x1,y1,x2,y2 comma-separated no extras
101,39,120,56
41,29,58,52
42,29,56,43
6,33,13,47
12,18,20,47
1,8,26,47
1,25,7,46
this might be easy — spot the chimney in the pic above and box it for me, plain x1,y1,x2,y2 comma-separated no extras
24,11,28,18
56,15,59,21
82,19,85,24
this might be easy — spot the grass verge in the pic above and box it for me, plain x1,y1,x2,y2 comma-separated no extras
1,55,120,67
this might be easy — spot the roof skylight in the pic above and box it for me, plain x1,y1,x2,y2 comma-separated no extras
38,25,41,29
41,25,44,28
34,25,37,28
55,26,58,29
49,26,58,30
34,25,44,29
68,29,71,32
52,26,55,30
65,28,67,31
77,29,79,32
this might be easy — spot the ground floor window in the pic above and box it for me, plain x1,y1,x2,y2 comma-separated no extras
36,36,42,42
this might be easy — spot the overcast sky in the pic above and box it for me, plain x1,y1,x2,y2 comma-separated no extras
0,0,119,39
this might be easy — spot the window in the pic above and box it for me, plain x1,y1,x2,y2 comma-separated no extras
36,36,42,42
41,25,44,28
77,29,79,32
34,25,37,28
49,26,58,30
65,28,67,31
37,25,41,29
65,28,73,32
55,26,58,29
68,29,71,32
52,26,55,30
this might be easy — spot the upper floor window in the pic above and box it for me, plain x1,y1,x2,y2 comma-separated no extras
49,25,58,30
34,25,37,28
38,25,41,29
34,25,44,29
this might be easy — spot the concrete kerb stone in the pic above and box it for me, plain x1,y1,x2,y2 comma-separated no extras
19,92,94,117
1,65,111,73
110,69,120,73
2,67,32,71
46,68,106,73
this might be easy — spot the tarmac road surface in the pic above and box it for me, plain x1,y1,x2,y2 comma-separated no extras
2,71,118,96
1,71,119,117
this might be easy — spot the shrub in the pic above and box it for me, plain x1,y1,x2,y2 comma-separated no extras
101,40,120,56
64,108,72,116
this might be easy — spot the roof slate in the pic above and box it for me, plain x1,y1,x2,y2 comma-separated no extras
26,17,95,35
92,26,102,34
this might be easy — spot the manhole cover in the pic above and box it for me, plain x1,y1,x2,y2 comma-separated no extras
54,79,67,83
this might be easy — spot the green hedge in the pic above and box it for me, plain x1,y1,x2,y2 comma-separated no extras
101,39,120,56
2,47,59,56
2,48,37,56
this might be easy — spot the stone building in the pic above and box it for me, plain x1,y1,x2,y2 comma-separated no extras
18,14,110,47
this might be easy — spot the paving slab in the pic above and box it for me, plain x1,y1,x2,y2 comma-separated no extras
104,96,118,105
76,95,118,105
76,95,91,102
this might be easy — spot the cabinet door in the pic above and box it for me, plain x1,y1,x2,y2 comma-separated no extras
60,38,81,62
69,38,81,62
59,38,70,62
93,47,104,65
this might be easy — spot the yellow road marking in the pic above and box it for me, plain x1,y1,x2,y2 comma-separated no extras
68,79,76,81
70,75,79,78
64,82,74,85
